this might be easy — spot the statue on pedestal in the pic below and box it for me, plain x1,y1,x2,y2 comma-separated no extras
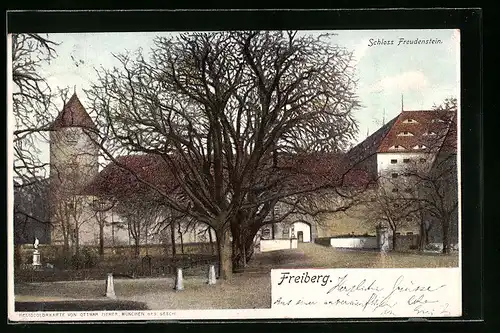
32,237,41,267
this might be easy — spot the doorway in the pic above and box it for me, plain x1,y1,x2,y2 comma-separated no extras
297,231,304,243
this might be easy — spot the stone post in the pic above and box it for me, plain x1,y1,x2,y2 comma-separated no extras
105,273,116,299
376,224,390,253
207,265,217,285
174,268,184,291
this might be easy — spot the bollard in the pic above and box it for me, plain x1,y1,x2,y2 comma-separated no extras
174,268,184,291
105,273,116,299
207,265,217,285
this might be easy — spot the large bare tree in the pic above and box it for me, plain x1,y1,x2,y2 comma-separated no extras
85,31,360,279
11,34,58,185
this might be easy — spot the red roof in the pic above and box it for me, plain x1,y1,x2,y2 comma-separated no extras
85,152,373,199
52,93,97,130
377,110,456,153
83,154,178,198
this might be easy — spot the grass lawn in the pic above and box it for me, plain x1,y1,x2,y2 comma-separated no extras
14,243,458,310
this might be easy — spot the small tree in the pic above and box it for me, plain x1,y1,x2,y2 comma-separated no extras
366,175,420,251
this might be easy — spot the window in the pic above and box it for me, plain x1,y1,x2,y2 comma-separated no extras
391,173,398,178
403,118,418,124
403,158,410,163
397,131,414,137
392,188,399,193
65,132,78,145
413,144,427,150
390,159,397,164
419,158,427,163
431,118,445,123
389,145,406,151
423,131,437,136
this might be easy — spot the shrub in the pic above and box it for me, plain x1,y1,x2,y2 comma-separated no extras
71,248,100,269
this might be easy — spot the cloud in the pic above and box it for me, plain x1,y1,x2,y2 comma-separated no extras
369,71,429,93
352,39,370,65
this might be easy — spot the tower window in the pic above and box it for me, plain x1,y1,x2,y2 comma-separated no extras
403,158,410,163
390,159,397,164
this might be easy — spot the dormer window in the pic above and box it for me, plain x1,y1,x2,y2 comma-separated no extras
389,145,406,151
431,118,445,123
397,131,414,137
413,144,427,149
403,119,418,124
422,131,437,136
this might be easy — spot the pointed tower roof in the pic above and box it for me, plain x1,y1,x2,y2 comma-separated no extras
52,93,97,130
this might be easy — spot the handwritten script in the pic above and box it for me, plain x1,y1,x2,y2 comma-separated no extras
271,268,460,318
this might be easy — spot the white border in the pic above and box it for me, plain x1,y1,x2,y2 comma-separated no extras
7,29,463,322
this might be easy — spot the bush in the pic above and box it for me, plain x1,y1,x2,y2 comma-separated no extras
71,248,99,269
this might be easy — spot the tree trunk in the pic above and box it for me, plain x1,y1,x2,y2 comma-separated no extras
99,220,105,258
392,228,397,251
179,232,184,254
208,228,215,255
216,227,233,281
170,222,176,258
419,222,427,251
442,218,450,254
14,244,22,269
134,237,140,257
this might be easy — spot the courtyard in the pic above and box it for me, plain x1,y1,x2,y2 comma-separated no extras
14,243,458,311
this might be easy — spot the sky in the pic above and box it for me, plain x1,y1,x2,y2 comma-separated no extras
33,29,460,164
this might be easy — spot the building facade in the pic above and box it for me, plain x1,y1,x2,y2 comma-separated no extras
46,95,458,251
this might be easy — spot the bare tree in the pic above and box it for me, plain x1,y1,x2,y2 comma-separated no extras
89,197,115,258
113,197,162,257
364,173,422,251
11,34,59,186
85,31,360,280
406,98,458,253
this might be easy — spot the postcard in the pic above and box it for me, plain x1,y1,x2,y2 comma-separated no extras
8,27,461,322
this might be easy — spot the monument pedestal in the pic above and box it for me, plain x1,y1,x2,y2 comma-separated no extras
376,225,390,253
32,250,41,269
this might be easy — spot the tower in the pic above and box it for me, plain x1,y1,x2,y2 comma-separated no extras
49,93,99,247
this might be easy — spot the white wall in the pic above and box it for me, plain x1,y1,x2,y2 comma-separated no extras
330,237,378,249
377,152,433,176
260,239,298,252
290,222,311,242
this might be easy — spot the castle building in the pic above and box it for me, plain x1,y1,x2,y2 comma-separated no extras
46,94,458,251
